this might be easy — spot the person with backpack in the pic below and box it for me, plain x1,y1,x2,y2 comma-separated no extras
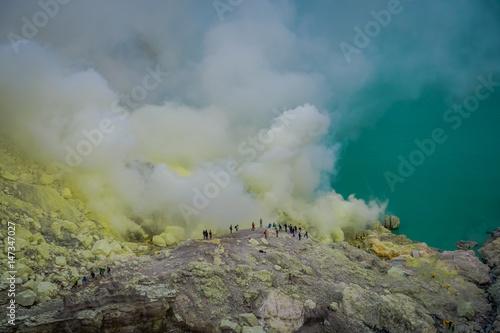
264,230,268,239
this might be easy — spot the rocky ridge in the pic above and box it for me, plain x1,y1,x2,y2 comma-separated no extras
1,138,500,332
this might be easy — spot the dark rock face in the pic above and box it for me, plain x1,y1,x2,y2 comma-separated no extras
455,241,478,251
479,228,500,333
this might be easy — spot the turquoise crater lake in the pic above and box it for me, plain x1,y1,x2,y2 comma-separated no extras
333,81,500,251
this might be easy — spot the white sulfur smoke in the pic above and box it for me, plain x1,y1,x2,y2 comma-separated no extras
1,0,498,240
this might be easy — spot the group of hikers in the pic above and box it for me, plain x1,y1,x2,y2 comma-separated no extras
202,218,309,241
202,230,212,239
72,267,111,288
227,218,309,240
262,220,308,240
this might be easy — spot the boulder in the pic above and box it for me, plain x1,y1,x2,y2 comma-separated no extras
248,238,259,246
55,256,67,266
1,169,18,181
153,235,166,247
61,188,73,199
79,250,95,260
16,263,33,281
260,238,268,245
304,299,316,309
91,239,113,256
479,233,500,267
455,241,478,251
329,302,339,311
17,289,37,307
36,243,51,260
76,234,93,249
220,319,241,332
34,282,59,302
388,266,407,277
457,301,474,320
109,241,123,253
239,313,259,327
40,173,57,185
161,232,177,246
384,215,400,230
15,226,33,240
30,232,45,244
61,220,78,233
22,280,36,290
51,222,62,237
258,291,304,333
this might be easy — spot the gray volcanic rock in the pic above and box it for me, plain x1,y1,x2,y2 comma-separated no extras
455,240,478,251
1,229,496,333
479,228,500,267
479,228,500,333
384,215,400,230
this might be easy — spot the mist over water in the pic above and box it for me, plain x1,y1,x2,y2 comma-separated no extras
0,0,499,247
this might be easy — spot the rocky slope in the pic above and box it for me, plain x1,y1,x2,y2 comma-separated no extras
1,138,500,332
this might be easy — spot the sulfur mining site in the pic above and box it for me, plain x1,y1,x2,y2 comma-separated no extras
1,1,500,332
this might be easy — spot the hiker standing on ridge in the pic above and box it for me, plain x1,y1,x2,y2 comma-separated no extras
230,225,233,233
252,222,255,231
260,218,263,228
276,229,279,237
264,230,267,239
209,230,212,239
284,223,287,232
305,231,309,239
298,232,302,241
235,225,239,232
